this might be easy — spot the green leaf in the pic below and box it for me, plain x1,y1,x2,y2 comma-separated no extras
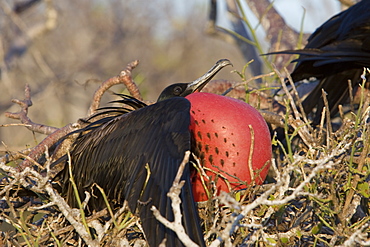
266,238,277,244
358,182,370,197
280,237,289,244
311,224,320,234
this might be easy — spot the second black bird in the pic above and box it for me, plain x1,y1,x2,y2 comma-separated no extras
269,0,370,124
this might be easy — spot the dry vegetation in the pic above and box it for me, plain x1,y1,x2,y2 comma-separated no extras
1,0,370,246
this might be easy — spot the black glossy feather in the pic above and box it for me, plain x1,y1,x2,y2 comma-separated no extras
63,96,205,247
266,0,370,124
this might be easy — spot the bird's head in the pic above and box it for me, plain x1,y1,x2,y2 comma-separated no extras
157,59,232,102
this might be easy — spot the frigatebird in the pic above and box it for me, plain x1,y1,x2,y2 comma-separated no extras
61,59,232,246
268,0,370,124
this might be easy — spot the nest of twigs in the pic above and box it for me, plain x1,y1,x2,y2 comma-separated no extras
1,61,370,246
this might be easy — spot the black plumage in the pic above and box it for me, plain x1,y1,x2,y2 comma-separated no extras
59,59,232,246
65,96,203,246
269,0,370,124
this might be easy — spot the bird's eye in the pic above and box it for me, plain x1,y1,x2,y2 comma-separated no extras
173,86,183,95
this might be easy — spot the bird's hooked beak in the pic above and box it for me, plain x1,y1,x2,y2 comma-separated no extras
156,59,233,102
186,59,233,93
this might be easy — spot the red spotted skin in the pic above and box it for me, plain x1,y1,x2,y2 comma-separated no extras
186,92,271,202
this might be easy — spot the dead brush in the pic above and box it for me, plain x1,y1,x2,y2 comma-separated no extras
0,63,369,246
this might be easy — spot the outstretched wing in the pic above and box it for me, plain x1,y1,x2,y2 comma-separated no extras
64,97,204,247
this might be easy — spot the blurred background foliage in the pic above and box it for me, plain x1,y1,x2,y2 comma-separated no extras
1,0,247,150
0,0,338,149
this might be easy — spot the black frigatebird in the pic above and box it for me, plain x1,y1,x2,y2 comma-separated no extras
268,0,370,124
61,59,233,247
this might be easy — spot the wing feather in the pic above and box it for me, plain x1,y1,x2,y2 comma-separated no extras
265,1,370,123
64,97,204,247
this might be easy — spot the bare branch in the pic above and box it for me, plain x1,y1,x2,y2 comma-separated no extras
338,0,357,7
88,60,141,115
17,122,80,171
246,0,303,52
4,84,58,135
0,147,32,164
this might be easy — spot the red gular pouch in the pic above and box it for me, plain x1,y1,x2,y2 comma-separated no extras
186,92,272,202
